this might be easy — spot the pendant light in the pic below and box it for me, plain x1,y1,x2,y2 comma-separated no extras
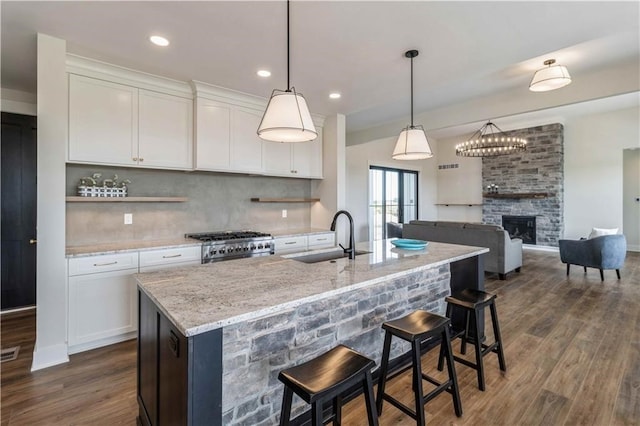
455,120,527,157
257,0,317,143
392,50,433,160
529,59,572,92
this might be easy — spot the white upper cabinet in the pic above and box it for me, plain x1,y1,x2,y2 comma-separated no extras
69,74,138,166
67,72,193,170
231,107,264,173
263,126,323,178
194,97,231,170
138,89,193,169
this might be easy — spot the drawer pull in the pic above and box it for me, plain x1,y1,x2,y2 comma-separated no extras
162,254,182,259
284,242,297,245
315,238,328,241
93,261,118,267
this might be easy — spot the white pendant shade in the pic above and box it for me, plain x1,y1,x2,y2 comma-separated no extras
258,90,317,143
529,60,572,92
392,126,433,160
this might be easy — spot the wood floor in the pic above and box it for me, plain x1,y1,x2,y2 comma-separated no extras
1,250,639,425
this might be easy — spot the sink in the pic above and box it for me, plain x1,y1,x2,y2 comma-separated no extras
289,249,370,264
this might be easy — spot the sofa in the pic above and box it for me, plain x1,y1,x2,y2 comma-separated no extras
402,220,523,279
558,234,627,281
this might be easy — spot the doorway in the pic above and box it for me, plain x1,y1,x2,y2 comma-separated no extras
1,112,37,310
623,148,640,251
369,166,418,240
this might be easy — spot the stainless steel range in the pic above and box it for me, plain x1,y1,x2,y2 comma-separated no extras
185,231,274,264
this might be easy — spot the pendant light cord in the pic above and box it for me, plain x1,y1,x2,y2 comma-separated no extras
287,0,290,90
410,54,414,128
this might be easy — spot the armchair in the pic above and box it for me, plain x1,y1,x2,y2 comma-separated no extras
558,234,627,281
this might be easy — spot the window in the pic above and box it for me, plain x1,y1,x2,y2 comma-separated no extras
369,166,418,240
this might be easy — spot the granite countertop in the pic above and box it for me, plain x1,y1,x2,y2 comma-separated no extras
65,228,333,257
135,240,488,337
65,238,202,258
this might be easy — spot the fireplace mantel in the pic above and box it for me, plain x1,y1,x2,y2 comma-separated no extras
483,192,552,199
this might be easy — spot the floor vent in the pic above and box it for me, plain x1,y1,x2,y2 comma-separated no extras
1,346,20,363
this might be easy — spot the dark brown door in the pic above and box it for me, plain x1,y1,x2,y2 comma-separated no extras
1,112,37,310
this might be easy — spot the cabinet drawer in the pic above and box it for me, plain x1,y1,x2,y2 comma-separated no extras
308,233,335,248
139,246,201,268
69,252,139,276
274,236,308,254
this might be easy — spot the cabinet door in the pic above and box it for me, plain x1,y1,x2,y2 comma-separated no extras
194,98,232,171
138,90,193,170
158,314,188,425
68,74,138,166
68,269,138,352
138,291,158,426
263,141,292,176
292,127,323,178
231,107,264,173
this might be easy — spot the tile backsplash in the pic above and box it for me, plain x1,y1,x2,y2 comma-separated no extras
66,165,314,246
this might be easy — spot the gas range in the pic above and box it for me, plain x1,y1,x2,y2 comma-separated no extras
185,231,274,264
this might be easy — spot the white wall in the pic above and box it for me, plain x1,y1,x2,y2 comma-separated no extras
345,136,438,242
32,34,69,371
1,88,37,115
564,106,640,240
311,114,347,243
434,135,483,222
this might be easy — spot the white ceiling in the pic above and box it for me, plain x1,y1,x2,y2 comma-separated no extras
2,1,639,133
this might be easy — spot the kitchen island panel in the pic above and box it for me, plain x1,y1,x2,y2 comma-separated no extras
221,264,450,425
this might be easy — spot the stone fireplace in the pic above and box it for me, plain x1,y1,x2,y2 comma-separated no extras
482,123,564,247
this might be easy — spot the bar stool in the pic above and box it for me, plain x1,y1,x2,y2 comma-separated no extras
438,289,506,391
376,310,462,426
278,344,379,426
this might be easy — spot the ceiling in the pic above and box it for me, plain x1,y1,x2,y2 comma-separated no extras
2,1,639,134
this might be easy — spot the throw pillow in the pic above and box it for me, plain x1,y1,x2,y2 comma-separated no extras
588,227,618,239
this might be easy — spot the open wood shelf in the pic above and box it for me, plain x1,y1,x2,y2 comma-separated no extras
66,196,188,203
250,198,320,203
483,192,552,199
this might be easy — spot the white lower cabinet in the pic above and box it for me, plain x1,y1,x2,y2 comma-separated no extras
274,232,336,254
67,246,202,354
139,246,201,272
68,253,139,354
308,232,335,249
274,235,308,254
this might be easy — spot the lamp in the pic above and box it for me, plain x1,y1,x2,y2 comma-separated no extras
257,0,317,143
529,59,572,92
455,121,527,157
392,50,433,160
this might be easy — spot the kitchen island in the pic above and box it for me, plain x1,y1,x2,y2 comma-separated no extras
135,239,488,426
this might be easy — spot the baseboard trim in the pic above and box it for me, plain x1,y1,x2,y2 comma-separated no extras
627,244,640,252
523,244,558,252
31,343,69,371
67,332,137,355
1,305,36,315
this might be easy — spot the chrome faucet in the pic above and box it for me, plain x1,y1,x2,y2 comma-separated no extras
330,210,356,259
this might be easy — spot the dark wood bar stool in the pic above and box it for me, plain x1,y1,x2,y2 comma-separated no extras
278,344,379,426
437,289,506,391
376,310,462,426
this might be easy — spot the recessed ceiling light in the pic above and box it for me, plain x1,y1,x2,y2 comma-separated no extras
149,35,170,47
257,70,272,78
329,92,341,99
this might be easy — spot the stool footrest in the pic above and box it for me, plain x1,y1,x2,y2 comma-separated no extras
481,341,500,357
452,355,478,369
382,394,418,420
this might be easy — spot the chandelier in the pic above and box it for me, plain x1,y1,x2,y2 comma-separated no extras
455,121,527,157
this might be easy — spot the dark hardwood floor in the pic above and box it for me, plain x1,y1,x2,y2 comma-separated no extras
1,250,638,425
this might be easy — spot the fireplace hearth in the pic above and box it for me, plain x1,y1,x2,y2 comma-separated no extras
502,215,536,245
